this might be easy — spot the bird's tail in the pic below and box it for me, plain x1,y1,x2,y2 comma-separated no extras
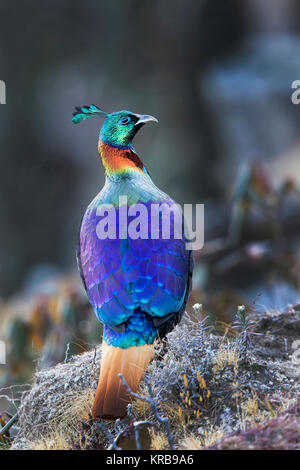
92,341,154,420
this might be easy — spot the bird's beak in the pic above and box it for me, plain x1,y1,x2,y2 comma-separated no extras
135,114,158,125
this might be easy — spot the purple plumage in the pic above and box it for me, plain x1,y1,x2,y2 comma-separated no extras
79,197,193,348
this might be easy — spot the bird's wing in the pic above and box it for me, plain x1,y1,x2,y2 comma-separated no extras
76,213,88,294
78,199,193,330
143,238,193,338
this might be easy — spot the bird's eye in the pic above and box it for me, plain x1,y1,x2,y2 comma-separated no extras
119,116,131,125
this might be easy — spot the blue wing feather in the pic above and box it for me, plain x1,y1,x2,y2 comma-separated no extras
78,196,193,347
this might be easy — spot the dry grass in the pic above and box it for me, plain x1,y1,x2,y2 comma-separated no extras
212,340,240,373
240,394,299,430
29,431,70,450
202,428,224,448
179,428,224,450
160,402,188,429
27,388,95,449
150,429,168,450
179,434,202,450
132,383,152,418
65,388,95,423
241,397,260,426
48,388,94,435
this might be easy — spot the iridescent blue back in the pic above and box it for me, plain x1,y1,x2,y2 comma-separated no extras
78,188,193,348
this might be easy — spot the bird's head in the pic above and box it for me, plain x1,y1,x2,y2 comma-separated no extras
100,111,158,148
72,105,158,148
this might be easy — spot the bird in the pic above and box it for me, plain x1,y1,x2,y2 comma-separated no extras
73,104,193,420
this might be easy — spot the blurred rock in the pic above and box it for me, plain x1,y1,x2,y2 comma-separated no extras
205,402,300,450
200,34,300,190
10,304,300,450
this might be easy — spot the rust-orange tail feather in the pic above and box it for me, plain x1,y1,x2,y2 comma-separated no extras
92,341,154,420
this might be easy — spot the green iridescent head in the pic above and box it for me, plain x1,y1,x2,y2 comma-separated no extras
72,105,158,148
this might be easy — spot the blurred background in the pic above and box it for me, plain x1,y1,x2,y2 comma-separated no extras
1,0,300,396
